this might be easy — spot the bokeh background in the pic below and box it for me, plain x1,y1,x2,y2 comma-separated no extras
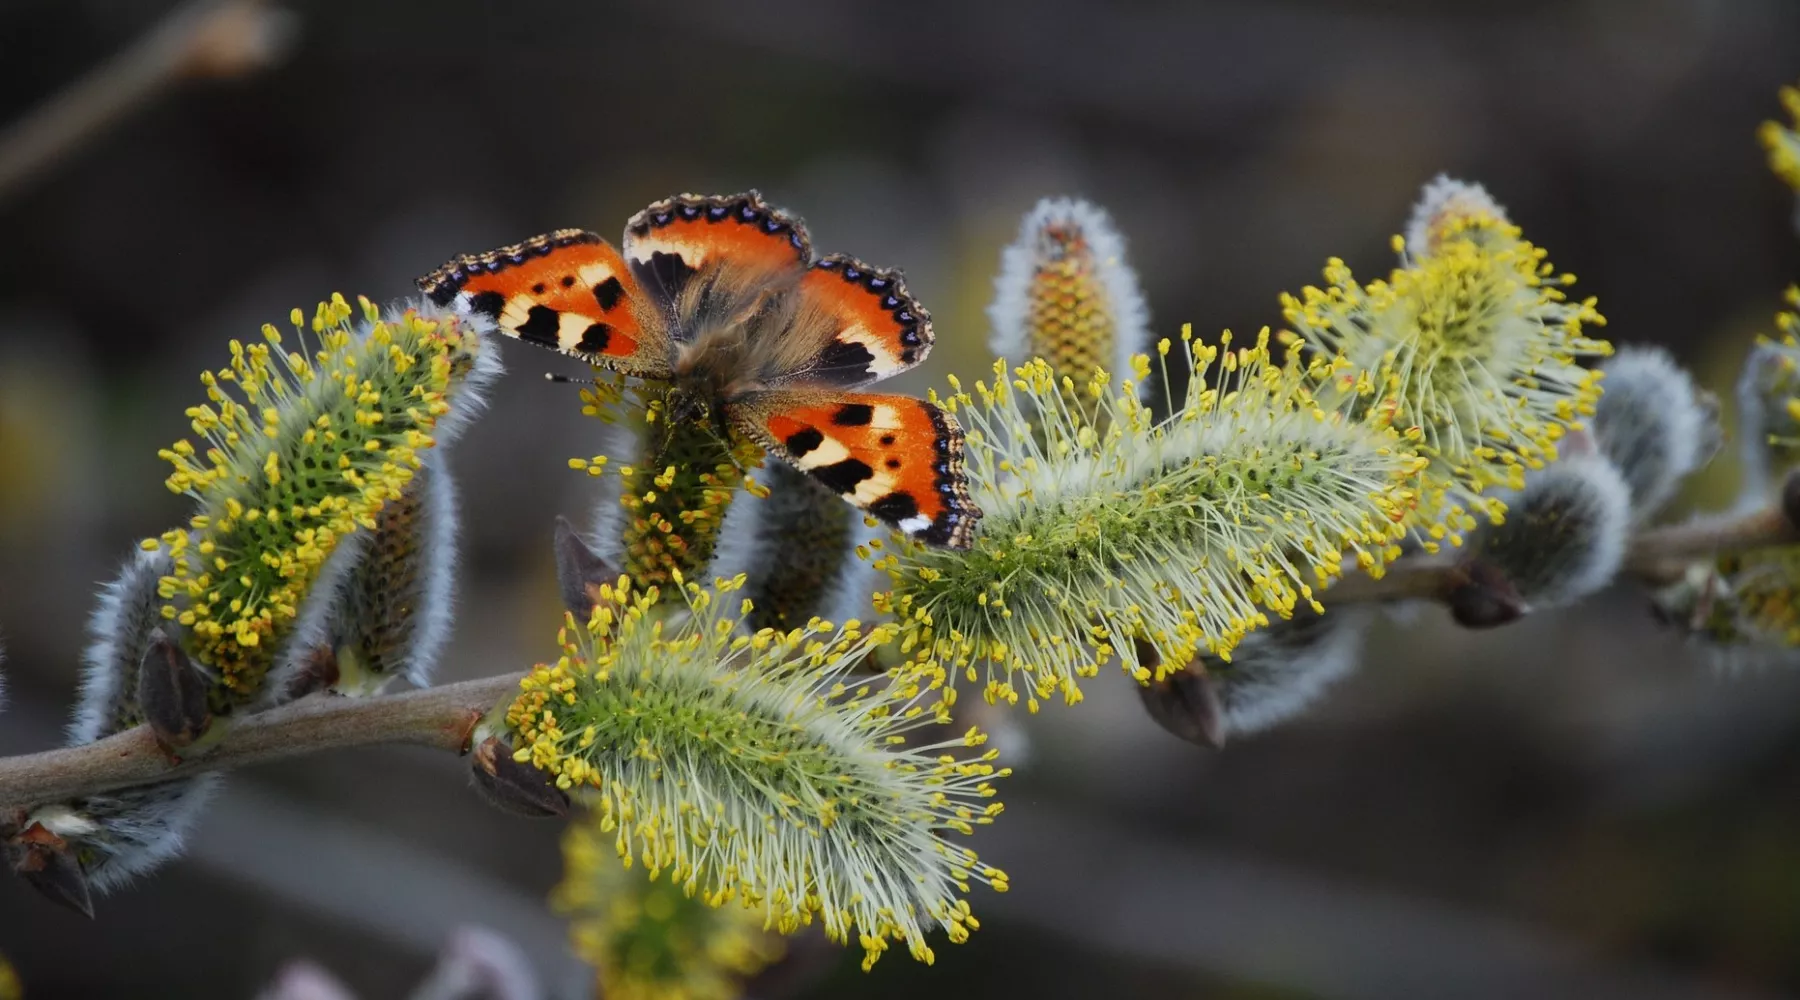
2,1,1799,996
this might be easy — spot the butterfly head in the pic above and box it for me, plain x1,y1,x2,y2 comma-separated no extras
666,385,712,428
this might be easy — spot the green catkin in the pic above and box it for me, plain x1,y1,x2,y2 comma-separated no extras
506,574,1007,971
881,331,1428,712
147,297,470,708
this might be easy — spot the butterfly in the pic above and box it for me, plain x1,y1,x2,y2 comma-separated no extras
416,191,981,549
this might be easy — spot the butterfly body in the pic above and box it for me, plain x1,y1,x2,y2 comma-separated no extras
418,192,981,549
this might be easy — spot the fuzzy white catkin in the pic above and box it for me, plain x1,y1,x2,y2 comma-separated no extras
1403,175,1508,257
709,464,886,630
275,451,462,696
1591,346,1716,521
32,777,223,893
987,196,1151,381
57,548,219,892
1469,453,1633,609
271,302,498,698
1733,337,1800,509
407,454,460,688
1205,607,1374,738
70,548,169,743
413,299,503,449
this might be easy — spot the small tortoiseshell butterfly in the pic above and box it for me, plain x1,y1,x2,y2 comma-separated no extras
417,191,982,549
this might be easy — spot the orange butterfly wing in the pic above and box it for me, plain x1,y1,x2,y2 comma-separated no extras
416,229,671,378
730,390,981,549
758,254,933,389
622,192,812,335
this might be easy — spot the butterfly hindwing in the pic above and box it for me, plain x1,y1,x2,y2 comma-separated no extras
760,253,934,388
623,192,812,337
730,390,980,549
417,229,672,378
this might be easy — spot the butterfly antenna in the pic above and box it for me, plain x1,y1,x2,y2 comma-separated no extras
545,372,601,387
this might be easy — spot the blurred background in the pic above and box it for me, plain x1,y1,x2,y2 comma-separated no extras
1,0,1798,996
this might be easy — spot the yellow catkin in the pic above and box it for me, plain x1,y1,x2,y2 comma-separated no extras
555,817,784,1000
1761,81,1800,193
147,297,475,707
1282,202,1611,532
506,575,1007,970
989,198,1148,416
881,332,1428,710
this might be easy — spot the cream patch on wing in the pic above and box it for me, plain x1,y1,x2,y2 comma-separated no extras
790,435,852,470
498,295,537,331
555,311,595,350
625,235,707,267
577,260,621,285
849,468,901,505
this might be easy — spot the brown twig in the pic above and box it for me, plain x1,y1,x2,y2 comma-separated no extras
0,0,297,203
0,672,523,809
1317,557,1463,604
1625,505,1798,577
1323,481,1800,611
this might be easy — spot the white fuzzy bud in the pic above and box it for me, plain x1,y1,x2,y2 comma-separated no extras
1207,607,1373,739
709,465,877,631
1592,346,1717,520
1402,174,1509,258
1467,453,1632,609
988,196,1150,383
53,550,218,895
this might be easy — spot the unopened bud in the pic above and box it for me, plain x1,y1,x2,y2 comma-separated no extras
470,737,569,819
1187,609,1372,740
1442,559,1528,629
1592,347,1717,520
988,196,1149,389
136,629,212,752
281,644,340,700
1464,453,1631,610
1402,175,1511,258
254,960,359,1000
1782,469,1800,533
553,516,616,621
7,822,94,919
1136,661,1227,750
709,466,870,631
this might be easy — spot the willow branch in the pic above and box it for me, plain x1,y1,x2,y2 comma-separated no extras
0,672,524,810
1625,505,1798,578
1323,483,1800,610
1318,557,1462,604
0,0,296,203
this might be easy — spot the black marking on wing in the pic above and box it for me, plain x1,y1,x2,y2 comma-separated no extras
515,305,562,347
868,492,919,522
592,277,624,311
811,339,879,383
578,323,613,355
812,458,874,495
784,427,824,456
831,403,873,426
467,291,506,319
631,252,700,318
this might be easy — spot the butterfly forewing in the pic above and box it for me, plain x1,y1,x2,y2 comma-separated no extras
622,192,813,338
416,229,672,378
760,253,934,389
